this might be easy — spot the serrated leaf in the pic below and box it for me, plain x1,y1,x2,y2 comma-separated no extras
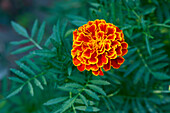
87,84,106,96
75,106,100,112
152,72,170,80
10,39,30,45
56,19,61,44
11,21,29,38
145,35,152,56
34,78,44,90
37,21,46,44
58,86,78,94
67,66,72,76
26,59,41,72
31,19,38,38
8,77,24,83
61,21,67,38
11,45,35,55
75,99,95,106
44,97,68,106
71,20,88,27
10,68,29,79
79,94,88,106
28,82,34,96
6,85,23,98
89,80,110,85
142,6,156,15
32,50,56,58
64,29,74,38
44,34,53,47
84,89,99,100
41,76,47,85
65,83,83,88
60,96,77,113
152,63,169,70
66,14,87,21
145,100,157,113
136,99,146,113
133,66,145,84
88,2,100,8
149,55,168,64
124,61,141,77
144,71,150,85
16,61,35,75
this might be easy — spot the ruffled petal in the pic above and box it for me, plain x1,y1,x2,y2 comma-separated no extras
77,64,86,71
115,46,122,56
73,57,81,66
103,58,111,71
111,59,120,69
121,42,128,49
116,56,125,65
82,48,92,59
121,49,128,56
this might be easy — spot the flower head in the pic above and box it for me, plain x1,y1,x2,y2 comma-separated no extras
71,19,128,76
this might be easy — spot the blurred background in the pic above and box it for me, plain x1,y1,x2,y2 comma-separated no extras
0,0,170,112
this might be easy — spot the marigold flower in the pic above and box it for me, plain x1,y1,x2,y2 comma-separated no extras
71,19,128,76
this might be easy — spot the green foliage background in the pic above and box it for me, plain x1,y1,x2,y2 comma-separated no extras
0,0,170,113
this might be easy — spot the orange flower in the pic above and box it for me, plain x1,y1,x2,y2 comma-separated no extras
71,19,128,76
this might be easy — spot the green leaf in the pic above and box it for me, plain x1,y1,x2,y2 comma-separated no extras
11,21,29,38
56,19,61,43
61,21,67,38
58,86,78,94
144,71,150,85
32,50,56,58
142,6,156,15
16,61,35,75
10,39,30,45
44,34,53,47
26,59,41,72
75,106,100,112
6,85,23,98
149,55,168,64
67,66,72,76
37,21,46,44
152,63,169,70
152,72,170,80
75,99,95,106
145,35,152,56
10,68,29,79
84,89,99,100
66,14,87,21
64,29,74,38
124,61,141,77
136,99,146,113
11,45,35,55
87,84,106,96
31,19,38,38
34,78,44,90
145,100,157,113
88,2,100,8
8,77,24,83
71,20,88,27
133,66,145,84
65,83,83,88
79,94,88,106
41,76,47,85
44,97,68,106
28,82,34,96
60,96,77,113
89,80,110,85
